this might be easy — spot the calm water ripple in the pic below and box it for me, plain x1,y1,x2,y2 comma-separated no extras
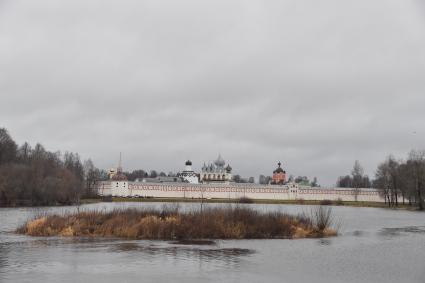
1,202,425,283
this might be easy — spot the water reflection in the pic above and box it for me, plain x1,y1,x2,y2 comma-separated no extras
171,239,216,245
0,244,10,270
112,241,255,264
317,238,332,246
379,226,425,237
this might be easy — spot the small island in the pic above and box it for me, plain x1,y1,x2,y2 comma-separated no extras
17,206,337,240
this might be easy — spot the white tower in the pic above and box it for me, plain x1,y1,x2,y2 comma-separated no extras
185,160,193,171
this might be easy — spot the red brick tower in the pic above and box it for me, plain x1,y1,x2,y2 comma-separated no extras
271,162,286,185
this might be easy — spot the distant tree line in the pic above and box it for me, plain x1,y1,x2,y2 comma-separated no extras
0,128,105,206
337,160,372,188
259,175,320,186
258,175,272,184
292,176,320,187
337,153,425,209
82,159,109,196
232,175,255,183
374,151,425,209
123,170,169,181
126,170,321,186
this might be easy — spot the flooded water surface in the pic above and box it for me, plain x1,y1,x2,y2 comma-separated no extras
1,202,424,283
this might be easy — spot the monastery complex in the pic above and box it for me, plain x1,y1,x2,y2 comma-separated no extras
98,155,386,202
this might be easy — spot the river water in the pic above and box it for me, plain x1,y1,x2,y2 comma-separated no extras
0,202,424,283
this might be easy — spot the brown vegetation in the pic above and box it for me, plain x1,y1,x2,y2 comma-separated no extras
237,197,254,204
17,206,337,240
318,199,344,206
319,199,333,206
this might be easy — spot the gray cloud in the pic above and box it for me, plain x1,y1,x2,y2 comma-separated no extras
1,0,425,185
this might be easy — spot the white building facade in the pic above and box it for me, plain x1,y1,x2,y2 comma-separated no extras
176,160,199,184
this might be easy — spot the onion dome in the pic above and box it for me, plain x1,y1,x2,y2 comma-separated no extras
185,160,192,166
225,164,232,173
214,154,225,167
273,162,285,174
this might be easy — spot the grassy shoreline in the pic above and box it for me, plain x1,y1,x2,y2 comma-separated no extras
80,197,417,210
17,206,337,240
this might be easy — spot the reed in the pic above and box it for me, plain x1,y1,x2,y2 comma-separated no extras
17,205,337,239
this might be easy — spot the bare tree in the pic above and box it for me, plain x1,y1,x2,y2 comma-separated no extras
150,170,158,178
375,161,391,206
259,174,266,184
0,127,86,206
83,159,101,197
351,160,364,201
0,128,17,165
337,175,352,188
311,177,319,187
407,150,425,210
374,156,401,207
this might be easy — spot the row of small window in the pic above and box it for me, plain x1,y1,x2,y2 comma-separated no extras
203,174,227,179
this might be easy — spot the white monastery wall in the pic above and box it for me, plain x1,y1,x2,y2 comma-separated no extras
96,181,386,202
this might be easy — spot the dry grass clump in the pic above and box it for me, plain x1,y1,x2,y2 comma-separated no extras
309,206,337,237
17,205,337,240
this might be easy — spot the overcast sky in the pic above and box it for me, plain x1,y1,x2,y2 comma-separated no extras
1,0,425,186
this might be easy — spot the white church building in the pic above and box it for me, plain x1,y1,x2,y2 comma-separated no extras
200,154,233,184
176,160,199,184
